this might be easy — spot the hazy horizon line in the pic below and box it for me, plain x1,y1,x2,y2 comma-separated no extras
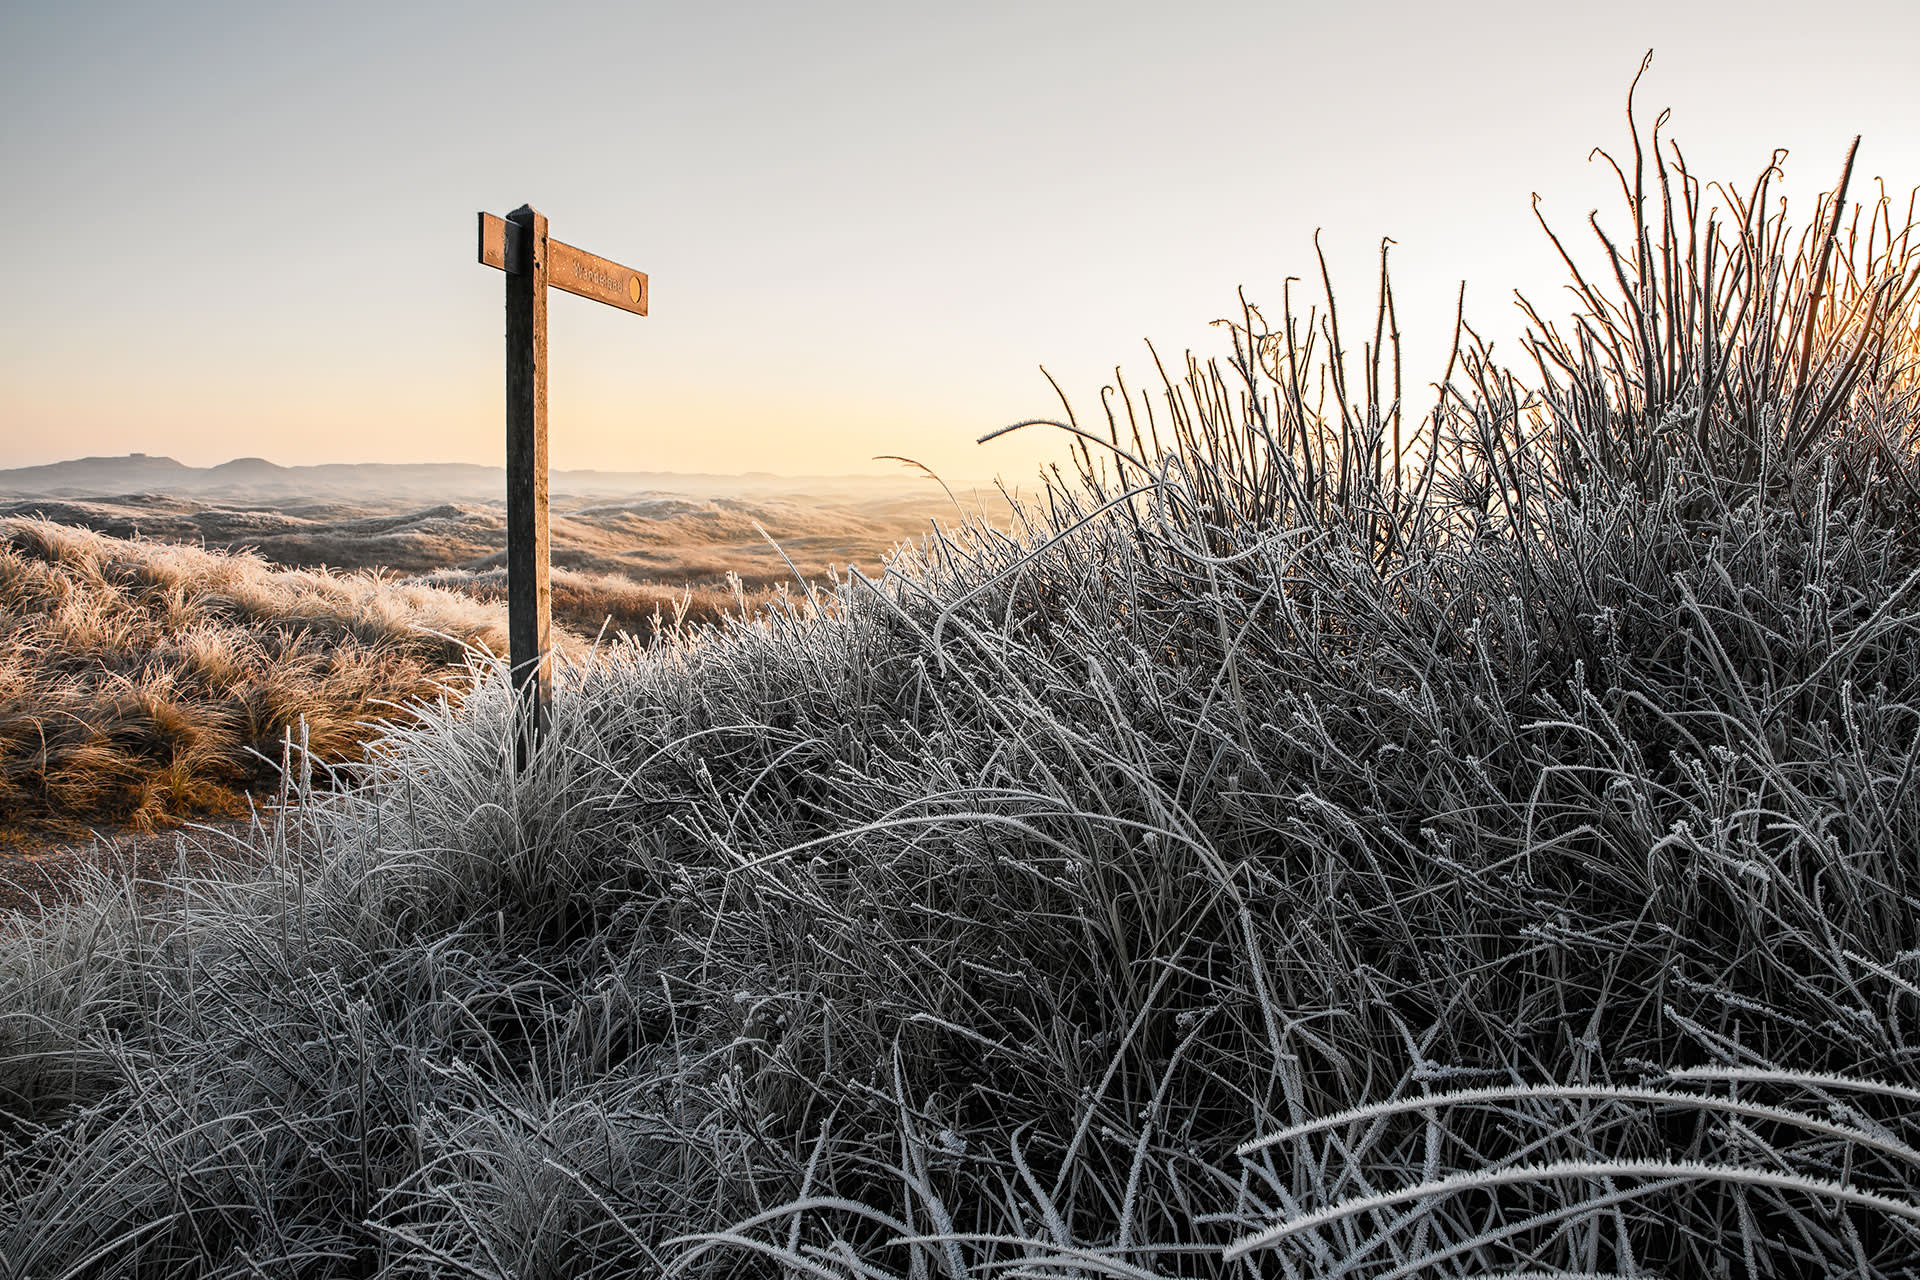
0,450,1009,486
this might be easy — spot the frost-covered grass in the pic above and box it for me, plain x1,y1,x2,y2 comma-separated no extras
4,95,1920,1276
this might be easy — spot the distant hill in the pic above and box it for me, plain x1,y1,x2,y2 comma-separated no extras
0,454,195,495
0,454,978,504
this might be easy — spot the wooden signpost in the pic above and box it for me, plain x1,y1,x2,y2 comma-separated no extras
477,205,648,766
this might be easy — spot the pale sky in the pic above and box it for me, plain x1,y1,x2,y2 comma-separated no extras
4,1,1917,484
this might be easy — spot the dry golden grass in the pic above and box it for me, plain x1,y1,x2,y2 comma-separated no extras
0,518,508,835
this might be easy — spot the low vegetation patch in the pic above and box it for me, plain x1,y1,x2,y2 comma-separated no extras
413,563,788,644
0,521,506,834
5,89,1920,1274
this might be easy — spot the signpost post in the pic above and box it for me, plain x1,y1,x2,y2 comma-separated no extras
477,206,648,767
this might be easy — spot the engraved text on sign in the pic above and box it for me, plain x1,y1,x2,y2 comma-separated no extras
479,212,648,316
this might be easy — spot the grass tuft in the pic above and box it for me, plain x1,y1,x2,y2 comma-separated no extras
0,519,507,834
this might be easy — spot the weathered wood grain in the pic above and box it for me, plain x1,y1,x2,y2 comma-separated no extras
477,212,511,271
504,204,552,764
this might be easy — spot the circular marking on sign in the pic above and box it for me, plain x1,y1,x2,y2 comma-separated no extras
628,276,642,304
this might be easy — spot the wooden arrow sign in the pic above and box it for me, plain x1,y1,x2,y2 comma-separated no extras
476,205,649,768
479,213,649,315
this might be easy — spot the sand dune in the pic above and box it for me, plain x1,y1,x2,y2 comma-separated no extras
0,454,993,505
0,484,1006,587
